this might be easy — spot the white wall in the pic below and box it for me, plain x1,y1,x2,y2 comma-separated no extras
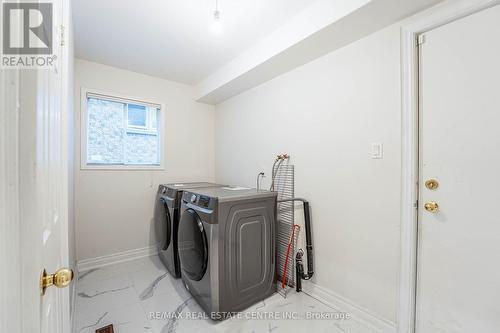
214,24,401,323
74,59,215,261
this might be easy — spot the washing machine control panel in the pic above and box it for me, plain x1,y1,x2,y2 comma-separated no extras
184,192,213,208
198,195,210,208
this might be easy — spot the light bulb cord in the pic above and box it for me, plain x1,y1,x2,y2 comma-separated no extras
214,0,220,20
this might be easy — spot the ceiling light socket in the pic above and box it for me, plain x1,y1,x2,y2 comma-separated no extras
213,10,220,21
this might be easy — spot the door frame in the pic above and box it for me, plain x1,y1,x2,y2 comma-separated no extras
398,1,500,333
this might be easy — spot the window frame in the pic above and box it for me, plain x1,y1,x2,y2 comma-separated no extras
80,87,166,170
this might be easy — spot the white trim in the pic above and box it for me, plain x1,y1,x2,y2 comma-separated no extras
82,164,164,171
398,1,500,333
398,15,420,333
86,91,161,109
303,282,396,333
79,87,166,171
77,245,159,272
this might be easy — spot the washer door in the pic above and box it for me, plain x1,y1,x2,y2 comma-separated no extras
178,208,208,281
159,198,172,251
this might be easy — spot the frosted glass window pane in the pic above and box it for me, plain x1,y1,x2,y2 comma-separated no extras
86,98,125,164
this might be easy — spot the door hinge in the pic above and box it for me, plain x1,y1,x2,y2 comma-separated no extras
60,25,65,47
414,200,418,209
417,34,425,46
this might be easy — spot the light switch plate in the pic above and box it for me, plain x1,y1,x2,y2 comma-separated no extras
371,142,383,159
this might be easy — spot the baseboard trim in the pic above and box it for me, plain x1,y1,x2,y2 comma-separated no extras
302,282,396,333
77,245,159,272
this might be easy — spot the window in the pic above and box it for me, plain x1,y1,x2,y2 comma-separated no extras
127,104,148,128
82,89,163,169
126,104,157,132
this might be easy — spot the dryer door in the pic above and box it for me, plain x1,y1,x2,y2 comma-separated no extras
178,208,208,281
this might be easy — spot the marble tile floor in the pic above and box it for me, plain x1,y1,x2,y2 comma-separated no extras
75,256,379,333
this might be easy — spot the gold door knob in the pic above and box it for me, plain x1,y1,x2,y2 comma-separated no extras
425,179,439,190
40,268,74,295
424,201,439,213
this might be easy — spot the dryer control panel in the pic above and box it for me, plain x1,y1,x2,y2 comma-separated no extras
198,195,210,208
183,192,215,209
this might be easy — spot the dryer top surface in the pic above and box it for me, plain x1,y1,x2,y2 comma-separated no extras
160,182,224,191
187,187,277,202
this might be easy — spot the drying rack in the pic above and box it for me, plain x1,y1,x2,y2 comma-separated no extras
273,163,298,298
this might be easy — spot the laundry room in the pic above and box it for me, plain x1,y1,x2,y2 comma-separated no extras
71,3,401,329
3,0,500,333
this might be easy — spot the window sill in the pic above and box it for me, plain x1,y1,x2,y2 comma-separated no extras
81,164,164,171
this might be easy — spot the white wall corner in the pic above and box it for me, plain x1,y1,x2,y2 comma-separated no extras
303,282,397,333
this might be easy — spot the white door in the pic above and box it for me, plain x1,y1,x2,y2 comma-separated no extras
0,0,72,332
417,4,500,332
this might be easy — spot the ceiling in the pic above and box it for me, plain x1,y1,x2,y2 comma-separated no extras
73,0,317,85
